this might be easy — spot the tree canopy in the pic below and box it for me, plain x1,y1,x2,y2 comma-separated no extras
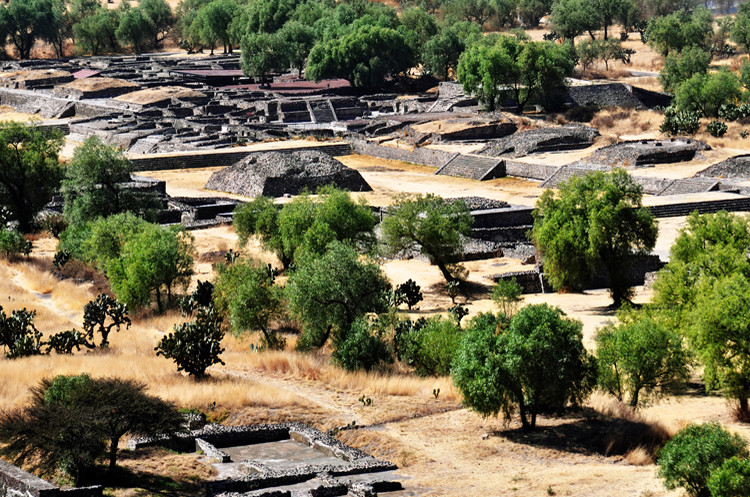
531,169,658,306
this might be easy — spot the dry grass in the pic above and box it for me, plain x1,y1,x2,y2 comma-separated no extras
590,107,663,140
57,77,139,92
115,86,206,105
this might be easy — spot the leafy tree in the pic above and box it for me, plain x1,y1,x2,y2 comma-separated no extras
307,24,414,88
645,8,714,56
286,242,390,350
452,304,594,430
592,0,633,39
659,46,711,94
0,375,184,484
241,31,287,84
0,306,42,359
156,305,225,377
277,20,315,77
658,423,748,497
0,122,64,232
550,0,598,41
116,7,156,53
213,259,285,350
62,136,159,225
381,193,472,282
82,294,131,348
492,277,522,316
441,0,497,28
731,1,750,52
517,0,554,27
595,312,691,407
140,0,174,46
0,0,61,59
196,0,237,54
689,274,750,419
233,188,376,269
399,315,462,376
422,24,474,80
73,8,119,55
457,35,575,113
531,169,657,306
107,223,194,312
674,70,741,118
331,316,393,371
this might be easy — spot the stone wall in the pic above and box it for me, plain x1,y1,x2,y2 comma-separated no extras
0,459,102,497
128,143,353,171
348,138,455,168
504,160,559,181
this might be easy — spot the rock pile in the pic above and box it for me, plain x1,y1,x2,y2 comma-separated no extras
582,138,709,167
448,196,510,210
695,155,750,179
480,125,599,158
205,150,372,197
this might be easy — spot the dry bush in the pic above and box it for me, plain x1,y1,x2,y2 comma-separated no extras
589,393,674,462
592,115,616,128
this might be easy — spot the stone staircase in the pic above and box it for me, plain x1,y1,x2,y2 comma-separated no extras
435,154,504,181
309,100,336,123
656,177,720,196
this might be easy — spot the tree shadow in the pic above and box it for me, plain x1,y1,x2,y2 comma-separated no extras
497,407,670,458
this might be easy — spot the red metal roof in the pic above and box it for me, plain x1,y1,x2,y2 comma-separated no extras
72,69,101,79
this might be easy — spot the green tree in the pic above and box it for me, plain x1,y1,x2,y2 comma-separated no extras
0,375,184,484
517,0,554,26
381,193,472,283
0,122,64,232
73,8,119,55
286,242,390,350
595,312,691,407
62,136,159,225
107,224,194,312
0,0,61,59
674,70,741,118
196,0,237,54
658,423,748,497
241,31,287,84
731,1,750,52
398,315,462,376
213,259,285,349
422,24,474,80
307,24,414,88
659,45,711,93
457,35,575,113
451,304,594,431
140,0,174,46
156,305,225,377
331,316,393,371
645,8,714,56
550,0,598,41
492,277,522,317
531,169,657,306
441,0,497,28
116,7,156,53
277,20,315,77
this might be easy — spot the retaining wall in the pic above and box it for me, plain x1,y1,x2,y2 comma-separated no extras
128,143,353,171
348,139,455,168
0,459,102,497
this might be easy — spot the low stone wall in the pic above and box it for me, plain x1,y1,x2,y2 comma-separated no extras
128,143,353,171
348,138,455,168
0,459,102,497
504,160,559,181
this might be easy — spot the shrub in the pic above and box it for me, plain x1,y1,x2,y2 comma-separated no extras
155,306,225,378
706,121,728,137
660,106,701,135
708,456,750,497
45,329,91,354
82,294,131,348
395,279,423,310
492,278,522,316
400,316,462,377
331,317,393,371
718,103,750,121
564,104,600,123
658,423,748,497
0,229,31,260
0,306,43,359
